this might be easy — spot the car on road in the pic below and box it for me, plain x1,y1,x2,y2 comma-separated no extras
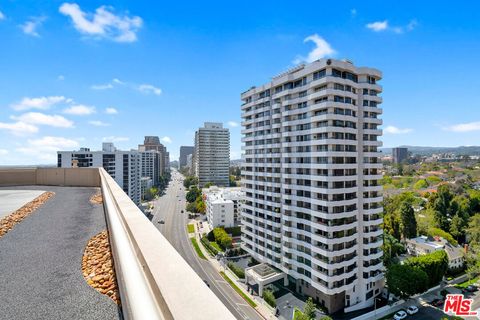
406,306,418,315
158,220,165,224
429,299,444,308
464,285,478,292
181,210,184,213
203,280,210,287
393,310,407,320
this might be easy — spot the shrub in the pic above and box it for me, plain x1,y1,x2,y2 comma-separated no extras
225,226,242,237
228,262,245,279
427,227,458,246
262,289,276,308
201,236,218,256
213,227,233,250
413,179,428,190
405,250,449,288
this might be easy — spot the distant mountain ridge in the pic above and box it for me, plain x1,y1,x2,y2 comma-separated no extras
381,146,480,156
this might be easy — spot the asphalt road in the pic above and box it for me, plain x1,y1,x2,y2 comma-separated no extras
0,186,121,320
151,169,263,320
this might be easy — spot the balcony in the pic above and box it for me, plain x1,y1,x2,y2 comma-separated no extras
0,168,235,320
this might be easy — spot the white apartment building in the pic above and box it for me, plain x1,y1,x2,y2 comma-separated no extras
203,186,244,228
240,59,384,314
57,143,142,205
194,122,230,187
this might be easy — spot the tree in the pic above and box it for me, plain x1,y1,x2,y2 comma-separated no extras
386,264,428,299
295,298,317,320
383,233,406,266
405,250,448,287
186,186,201,203
196,198,206,214
450,214,467,242
183,176,198,188
262,289,276,308
466,214,480,245
399,202,417,240
413,179,428,190
213,227,233,250
431,185,454,231
204,182,214,188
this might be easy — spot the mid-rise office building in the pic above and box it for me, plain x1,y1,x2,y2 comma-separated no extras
57,143,141,204
240,59,384,313
194,122,230,187
392,147,408,164
179,146,195,169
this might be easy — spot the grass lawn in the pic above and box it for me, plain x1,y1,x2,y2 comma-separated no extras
187,223,195,233
455,276,479,289
210,241,224,252
220,271,257,308
190,238,207,260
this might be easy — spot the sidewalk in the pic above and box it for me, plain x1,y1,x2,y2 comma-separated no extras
193,223,277,320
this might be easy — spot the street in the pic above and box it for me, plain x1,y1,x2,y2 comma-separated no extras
150,169,263,320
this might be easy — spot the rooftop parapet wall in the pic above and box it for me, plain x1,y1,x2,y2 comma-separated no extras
0,168,100,187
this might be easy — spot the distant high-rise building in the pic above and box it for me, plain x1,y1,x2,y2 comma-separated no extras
392,147,408,164
57,142,141,204
179,146,194,168
194,122,230,187
241,59,384,313
138,136,170,176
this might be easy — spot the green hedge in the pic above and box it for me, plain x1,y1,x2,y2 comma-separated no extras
201,236,218,256
228,262,245,279
405,250,448,287
225,226,242,237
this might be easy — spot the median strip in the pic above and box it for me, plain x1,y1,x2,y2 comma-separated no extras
191,238,207,260
220,271,257,308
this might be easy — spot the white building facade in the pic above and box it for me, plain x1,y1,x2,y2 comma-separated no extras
240,59,384,313
57,143,142,205
194,122,230,187
204,186,243,228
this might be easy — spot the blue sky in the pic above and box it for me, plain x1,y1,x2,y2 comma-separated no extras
0,1,479,165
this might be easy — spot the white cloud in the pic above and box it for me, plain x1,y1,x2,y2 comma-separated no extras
161,136,172,144
228,121,239,128
105,107,118,114
91,83,113,90
384,125,413,134
366,20,388,32
0,149,8,156
20,16,47,37
112,78,124,85
17,136,79,162
0,11,5,20
0,121,39,136
11,96,68,111
63,105,96,115
444,121,480,132
366,19,417,34
58,75,65,81
138,84,162,95
102,136,129,142
59,3,143,43
350,9,357,16
88,120,110,126
294,34,335,64
11,112,74,128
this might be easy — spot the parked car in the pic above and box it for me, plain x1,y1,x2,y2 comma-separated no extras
464,285,478,292
406,306,418,315
158,220,165,224
203,280,210,287
393,310,407,320
430,299,444,307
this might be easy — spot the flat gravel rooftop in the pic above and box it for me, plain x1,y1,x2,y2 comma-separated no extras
0,189,46,219
0,186,121,320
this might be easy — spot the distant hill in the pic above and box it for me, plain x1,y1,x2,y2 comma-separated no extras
230,159,243,166
381,146,480,156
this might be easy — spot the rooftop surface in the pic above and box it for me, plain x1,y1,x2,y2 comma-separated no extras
0,189,45,219
0,186,121,320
